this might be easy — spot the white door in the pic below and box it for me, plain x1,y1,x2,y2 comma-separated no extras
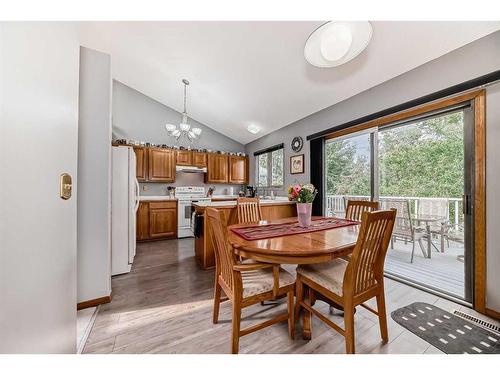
0,23,80,353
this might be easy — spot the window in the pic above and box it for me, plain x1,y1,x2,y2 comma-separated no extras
255,145,283,188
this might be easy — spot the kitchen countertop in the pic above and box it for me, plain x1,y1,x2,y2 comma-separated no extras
139,196,177,201
193,197,293,208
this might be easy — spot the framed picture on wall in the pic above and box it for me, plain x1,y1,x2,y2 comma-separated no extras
290,154,304,174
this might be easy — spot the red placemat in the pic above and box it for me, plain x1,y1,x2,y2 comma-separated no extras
230,217,359,241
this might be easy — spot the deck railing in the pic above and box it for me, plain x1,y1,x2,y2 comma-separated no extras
325,194,464,231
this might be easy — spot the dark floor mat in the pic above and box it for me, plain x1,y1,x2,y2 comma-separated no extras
391,302,500,354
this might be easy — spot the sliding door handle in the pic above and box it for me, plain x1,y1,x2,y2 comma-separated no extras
463,194,472,215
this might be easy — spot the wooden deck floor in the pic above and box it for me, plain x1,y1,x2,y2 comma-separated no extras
83,238,490,354
385,239,465,298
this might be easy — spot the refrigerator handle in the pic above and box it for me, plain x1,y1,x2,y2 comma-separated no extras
134,178,140,212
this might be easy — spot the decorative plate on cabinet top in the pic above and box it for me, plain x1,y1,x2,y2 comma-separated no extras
291,136,303,152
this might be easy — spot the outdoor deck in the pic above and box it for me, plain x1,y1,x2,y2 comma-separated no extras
384,238,465,298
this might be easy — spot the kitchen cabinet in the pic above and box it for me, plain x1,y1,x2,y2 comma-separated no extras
192,152,207,167
193,201,296,269
148,148,175,182
149,201,177,239
137,200,177,241
133,147,148,182
137,202,150,240
228,155,248,184
206,153,229,183
176,150,192,166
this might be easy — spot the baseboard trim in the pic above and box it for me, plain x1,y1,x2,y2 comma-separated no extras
77,295,112,310
486,308,500,320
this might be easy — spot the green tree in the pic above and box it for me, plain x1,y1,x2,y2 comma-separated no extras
325,111,464,199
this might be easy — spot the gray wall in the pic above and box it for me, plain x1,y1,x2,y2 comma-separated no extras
245,30,500,312
486,81,500,311
112,80,246,195
77,47,112,304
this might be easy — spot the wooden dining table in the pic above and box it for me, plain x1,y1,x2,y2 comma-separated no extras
227,216,361,265
228,216,361,339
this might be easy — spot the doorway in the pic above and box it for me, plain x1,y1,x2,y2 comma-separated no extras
324,103,475,303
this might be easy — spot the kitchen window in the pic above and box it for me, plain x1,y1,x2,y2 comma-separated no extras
255,144,284,188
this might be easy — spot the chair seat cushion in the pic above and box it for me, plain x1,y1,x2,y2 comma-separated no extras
297,258,349,296
241,267,295,298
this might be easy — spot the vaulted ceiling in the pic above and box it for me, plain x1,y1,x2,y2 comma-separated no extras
80,21,500,144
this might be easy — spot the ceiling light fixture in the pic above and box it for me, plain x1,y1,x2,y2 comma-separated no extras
304,21,373,68
165,79,202,142
247,124,261,135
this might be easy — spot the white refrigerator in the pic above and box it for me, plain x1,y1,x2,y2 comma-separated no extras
112,146,139,275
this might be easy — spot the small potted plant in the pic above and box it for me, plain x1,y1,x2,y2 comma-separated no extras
287,183,318,227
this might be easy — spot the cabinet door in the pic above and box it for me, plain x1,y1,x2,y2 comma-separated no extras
228,156,248,184
148,148,175,182
192,152,207,167
176,150,192,166
149,202,177,238
133,147,148,181
206,153,228,183
136,202,150,240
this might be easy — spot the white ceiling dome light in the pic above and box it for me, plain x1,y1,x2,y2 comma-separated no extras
305,21,373,68
247,124,261,135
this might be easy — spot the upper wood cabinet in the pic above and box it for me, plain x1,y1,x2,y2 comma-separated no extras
192,152,207,167
206,153,229,183
148,148,175,182
133,147,148,182
176,150,192,166
228,155,248,184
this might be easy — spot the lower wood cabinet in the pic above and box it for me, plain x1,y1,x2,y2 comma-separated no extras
137,200,178,241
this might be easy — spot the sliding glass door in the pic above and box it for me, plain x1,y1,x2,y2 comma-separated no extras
325,131,373,217
324,106,474,303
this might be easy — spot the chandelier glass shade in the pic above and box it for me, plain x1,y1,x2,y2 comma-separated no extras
165,79,202,142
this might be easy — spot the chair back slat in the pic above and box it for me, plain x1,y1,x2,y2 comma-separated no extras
207,208,237,291
237,197,262,224
345,200,379,222
345,209,396,296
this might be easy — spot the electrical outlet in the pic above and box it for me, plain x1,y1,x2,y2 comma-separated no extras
142,185,147,191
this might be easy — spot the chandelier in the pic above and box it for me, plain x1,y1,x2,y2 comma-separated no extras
165,79,202,142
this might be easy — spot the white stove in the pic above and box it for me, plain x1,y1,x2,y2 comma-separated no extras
175,186,211,238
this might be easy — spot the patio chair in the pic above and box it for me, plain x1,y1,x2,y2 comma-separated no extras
417,198,450,252
380,198,426,263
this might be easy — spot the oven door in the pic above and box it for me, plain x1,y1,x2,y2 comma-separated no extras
178,200,194,228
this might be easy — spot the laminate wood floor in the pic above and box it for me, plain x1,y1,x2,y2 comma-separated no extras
83,239,489,354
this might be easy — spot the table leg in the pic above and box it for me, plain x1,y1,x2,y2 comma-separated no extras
302,287,312,340
426,223,431,258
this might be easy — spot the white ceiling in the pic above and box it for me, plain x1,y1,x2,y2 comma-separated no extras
80,21,500,145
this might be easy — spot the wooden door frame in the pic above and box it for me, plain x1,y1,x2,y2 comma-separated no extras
324,89,487,314
473,91,487,314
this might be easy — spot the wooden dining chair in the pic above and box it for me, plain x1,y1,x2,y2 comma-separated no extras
345,199,379,221
207,208,296,354
295,209,396,354
236,197,263,224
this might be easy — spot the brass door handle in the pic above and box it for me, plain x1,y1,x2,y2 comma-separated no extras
60,173,72,200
